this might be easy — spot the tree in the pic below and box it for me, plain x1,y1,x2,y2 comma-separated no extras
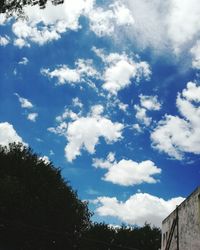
0,143,91,250
0,0,64,17
80,222,161,250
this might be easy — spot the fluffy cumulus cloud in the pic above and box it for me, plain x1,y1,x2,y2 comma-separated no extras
94,193,185,227
48,105,124,161
0,122,24,146
41,59,99,86
93,48,151,95
65,117,123,162
93,153,161,186
151,82,200,159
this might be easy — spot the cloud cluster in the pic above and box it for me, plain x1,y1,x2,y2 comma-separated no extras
0,122,24,146
134,95,161,127
15,93,38,122
93,153,161,186
10,0,135,47
48,105,124,161
93,48,151,95
41,59,98,86
94,193,184,227
151,82,200,159
12,0,94,47
88,2,134,37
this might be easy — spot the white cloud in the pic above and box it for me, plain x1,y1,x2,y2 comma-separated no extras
49,106,123,162
48,122,68,135
139,94,161,110
118,102,128,112
111,0,200,55
134,104,152,126
12,0,94,46
0,35,10,46
65,115,123,162
13,38,30,48
0,122,24,146
15,93,33,109
56,109,79,123
103,59,137,94
103,160,161,186
151,82,200,159
167,0,200,52
90,105,104,117
88,2,134,37
182,81,200,102
12,20,60,46
93,153,161,186
39,155,50,164
132,123,142,133
41,59,98,86
94,193,184,227
27,113,38,122
93,48,151,95
124,0,168,50
93,152,116,169
18,57,29,65
42,66,80,85
134,95,161,127
72,97,83,108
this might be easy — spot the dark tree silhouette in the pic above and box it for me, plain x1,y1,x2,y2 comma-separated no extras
80,222,161,250
0,0,64,17
0,143,91,250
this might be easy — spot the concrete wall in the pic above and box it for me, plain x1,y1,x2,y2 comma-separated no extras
161,187,200,250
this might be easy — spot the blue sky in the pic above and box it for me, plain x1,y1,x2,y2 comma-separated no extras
0,0,200,227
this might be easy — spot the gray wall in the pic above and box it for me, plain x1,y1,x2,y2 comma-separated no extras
161,187,200,250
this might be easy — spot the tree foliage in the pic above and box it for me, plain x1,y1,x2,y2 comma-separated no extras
80,222,161,250
0,143,91,250
0,0,64,17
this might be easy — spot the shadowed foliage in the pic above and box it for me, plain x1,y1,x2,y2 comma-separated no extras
0,143,91,250
80,222,161,250
0,0,64,17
